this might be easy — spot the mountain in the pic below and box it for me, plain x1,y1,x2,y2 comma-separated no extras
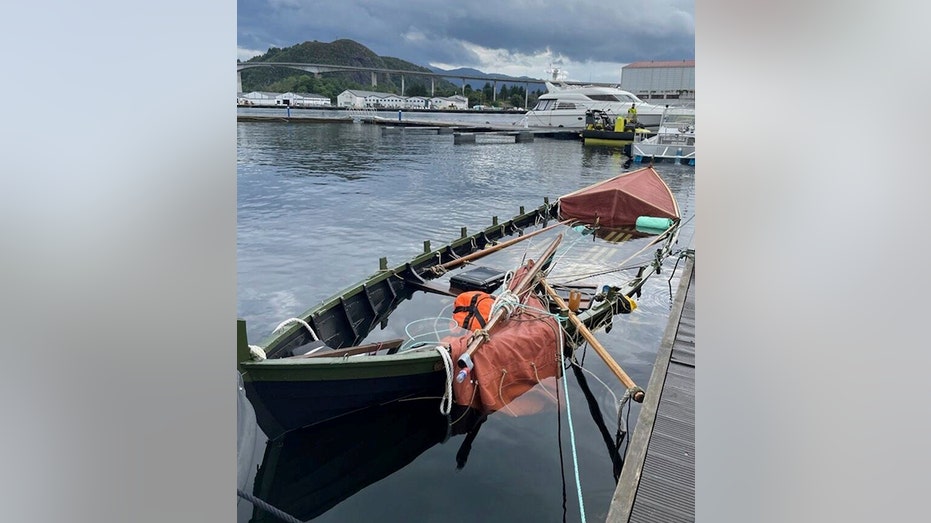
240,39,459,97
427,66,543,90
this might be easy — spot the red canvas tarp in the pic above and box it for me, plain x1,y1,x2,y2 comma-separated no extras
445,266,562,414
558,166,680,228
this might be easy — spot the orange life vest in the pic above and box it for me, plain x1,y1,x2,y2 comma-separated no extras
452,291,494,330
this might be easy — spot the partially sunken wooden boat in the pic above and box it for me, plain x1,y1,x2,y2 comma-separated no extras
238,166,683,439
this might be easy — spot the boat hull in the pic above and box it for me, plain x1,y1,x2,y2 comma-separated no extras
632,138,696,165
241,350,447,439
240,288,636,439
526,110,663,131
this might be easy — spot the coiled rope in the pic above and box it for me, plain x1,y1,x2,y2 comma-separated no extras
247,344,266,361
435,346,454,415
490,289,520,319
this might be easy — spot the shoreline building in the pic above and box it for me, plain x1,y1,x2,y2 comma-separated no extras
237,91,332,107
620,60,695,101
337,90,468,110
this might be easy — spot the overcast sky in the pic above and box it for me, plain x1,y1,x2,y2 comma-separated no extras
238,0,694,84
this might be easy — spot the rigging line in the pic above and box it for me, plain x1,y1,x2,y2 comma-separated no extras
550,226,591,267
621,398,632,458
549,260,653,285
570,363,624,481
569,358,620,408
554,225,678,284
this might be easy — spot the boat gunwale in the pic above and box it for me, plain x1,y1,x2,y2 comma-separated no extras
248,201,560,357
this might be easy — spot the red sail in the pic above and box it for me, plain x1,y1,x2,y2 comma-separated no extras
558,166,680,228
446,266,562,414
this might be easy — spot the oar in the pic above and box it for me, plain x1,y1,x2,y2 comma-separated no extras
437,219,573,271
539,278,645,403
455,233,564,381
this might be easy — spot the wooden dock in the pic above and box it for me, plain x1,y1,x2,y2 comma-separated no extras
607,251,695,522
236,114,581,141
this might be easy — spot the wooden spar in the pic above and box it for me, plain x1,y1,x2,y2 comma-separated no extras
456,233,564,371
438,219,572,271
539,279,645,403
298,338,405,359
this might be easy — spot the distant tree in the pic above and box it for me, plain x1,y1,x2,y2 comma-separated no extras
406,84,428,97
482,82,494,103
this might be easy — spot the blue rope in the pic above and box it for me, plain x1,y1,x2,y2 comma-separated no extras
561,359,587,523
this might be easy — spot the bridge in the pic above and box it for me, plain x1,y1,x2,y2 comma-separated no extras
236,62,616,103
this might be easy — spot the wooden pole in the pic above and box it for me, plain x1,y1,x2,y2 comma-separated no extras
439,219,572,271
540,279,644,402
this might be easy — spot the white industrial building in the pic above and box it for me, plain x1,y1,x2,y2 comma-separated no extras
237,91,331,107
238,91,279,106
404,96,429,109
337,90,469,110
275,92,332,107
432,95,468,110
620,60,695,100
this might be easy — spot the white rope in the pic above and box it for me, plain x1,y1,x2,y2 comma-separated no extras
248,345,266,361
569,358,620,411
435,346,454,415
273,317,318,340
491,289,520,319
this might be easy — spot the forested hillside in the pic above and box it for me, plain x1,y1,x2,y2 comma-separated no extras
239,39,460,100
239,39,540,107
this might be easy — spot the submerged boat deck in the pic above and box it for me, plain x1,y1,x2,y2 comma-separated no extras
607,250,695,522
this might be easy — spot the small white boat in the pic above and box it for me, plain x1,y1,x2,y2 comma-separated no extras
632,108,695,165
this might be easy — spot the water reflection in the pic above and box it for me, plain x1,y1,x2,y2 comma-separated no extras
244,400,486,522
240,370,634,522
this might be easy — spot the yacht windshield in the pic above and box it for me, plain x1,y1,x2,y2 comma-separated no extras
587,94,638,103
531,99,556,111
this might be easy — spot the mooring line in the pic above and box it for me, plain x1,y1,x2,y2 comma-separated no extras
237,488,303,523
562,358,588,523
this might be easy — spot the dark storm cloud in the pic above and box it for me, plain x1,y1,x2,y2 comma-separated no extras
239,0,694,67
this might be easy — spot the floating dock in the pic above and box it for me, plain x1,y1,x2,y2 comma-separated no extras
607,251,695,522
236,114,582,141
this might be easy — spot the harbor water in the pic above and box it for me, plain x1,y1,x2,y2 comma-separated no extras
237,107,696,522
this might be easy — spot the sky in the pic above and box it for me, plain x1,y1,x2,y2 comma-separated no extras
237,0,694,84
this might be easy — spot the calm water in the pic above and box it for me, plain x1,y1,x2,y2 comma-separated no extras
237,110,695,522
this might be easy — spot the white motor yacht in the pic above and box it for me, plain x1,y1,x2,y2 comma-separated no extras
519,81,690,130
